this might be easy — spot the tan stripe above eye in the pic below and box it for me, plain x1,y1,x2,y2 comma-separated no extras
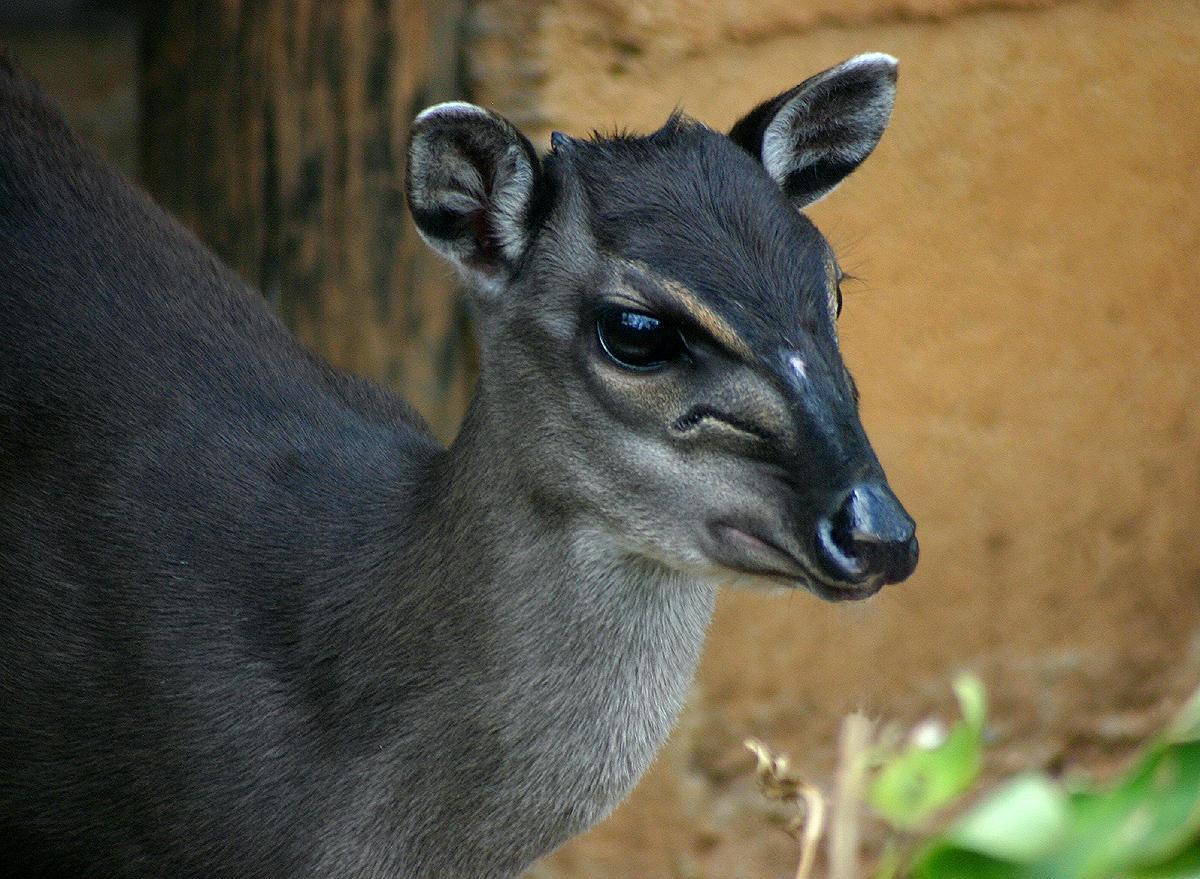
618,260,754,360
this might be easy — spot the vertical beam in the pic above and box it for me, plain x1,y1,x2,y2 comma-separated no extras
141,0,473,440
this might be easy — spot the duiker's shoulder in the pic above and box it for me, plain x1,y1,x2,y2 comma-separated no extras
0,53,79,163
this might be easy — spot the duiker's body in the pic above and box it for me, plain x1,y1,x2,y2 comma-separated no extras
0,53,916,878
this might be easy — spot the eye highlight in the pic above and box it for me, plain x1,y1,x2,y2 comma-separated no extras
595,306,686,371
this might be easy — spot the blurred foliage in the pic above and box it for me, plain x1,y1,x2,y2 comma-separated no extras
903,680,1200,879
750,676,1200,879
868,675,987,833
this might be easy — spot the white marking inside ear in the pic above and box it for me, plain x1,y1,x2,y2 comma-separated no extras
492,146,535,263
761,108,801,186
788,353,808,382
414,101,490,124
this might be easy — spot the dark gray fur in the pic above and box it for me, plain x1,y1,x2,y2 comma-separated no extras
0,53,911,878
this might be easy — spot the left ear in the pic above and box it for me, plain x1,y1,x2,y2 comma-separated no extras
729,53,898,208
406,101,542,296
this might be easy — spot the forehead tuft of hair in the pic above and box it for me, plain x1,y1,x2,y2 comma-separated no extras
551,113,837,358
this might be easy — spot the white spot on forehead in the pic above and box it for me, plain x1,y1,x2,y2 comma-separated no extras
787,353,807,381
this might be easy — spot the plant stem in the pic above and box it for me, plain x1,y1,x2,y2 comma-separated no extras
830,712,875,879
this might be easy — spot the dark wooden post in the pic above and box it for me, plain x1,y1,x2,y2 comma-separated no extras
140,0,473,440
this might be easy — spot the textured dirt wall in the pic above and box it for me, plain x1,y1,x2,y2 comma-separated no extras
470,1,1200,876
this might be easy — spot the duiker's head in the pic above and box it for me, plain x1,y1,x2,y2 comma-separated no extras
406,54,917,600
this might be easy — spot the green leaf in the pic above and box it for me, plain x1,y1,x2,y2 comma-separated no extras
1043,741,1200,878
869,726,982,830
895,681,1200,879
945,773,1069,862
910,845,1024,879
1131,840,1200,879
953,674,987,733
868,674,987,830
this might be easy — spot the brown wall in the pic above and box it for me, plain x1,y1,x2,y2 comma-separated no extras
140,0,473,442
470,1,1200,876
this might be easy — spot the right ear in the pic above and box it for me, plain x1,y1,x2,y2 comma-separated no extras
728,53,898,208
406,102,541,294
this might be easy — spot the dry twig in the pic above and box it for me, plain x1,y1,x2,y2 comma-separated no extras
744,738,827,879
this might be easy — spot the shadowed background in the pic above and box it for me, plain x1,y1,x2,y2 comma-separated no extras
4,1,1199,876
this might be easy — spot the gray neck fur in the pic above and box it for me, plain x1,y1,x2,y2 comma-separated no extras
314,389,717,878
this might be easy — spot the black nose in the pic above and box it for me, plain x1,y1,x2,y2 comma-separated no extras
815,482,918,585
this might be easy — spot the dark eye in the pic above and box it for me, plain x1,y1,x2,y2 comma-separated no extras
595,307,685,370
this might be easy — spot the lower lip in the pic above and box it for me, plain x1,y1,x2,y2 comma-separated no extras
706,523,882,601
808,576,884,602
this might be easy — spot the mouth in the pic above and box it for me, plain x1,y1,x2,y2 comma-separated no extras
703,521,883,602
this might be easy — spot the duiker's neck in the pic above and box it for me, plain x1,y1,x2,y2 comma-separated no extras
417,381,719,713
380,382,717,873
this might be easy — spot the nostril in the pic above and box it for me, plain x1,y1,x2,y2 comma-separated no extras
816,515,867,581
815,482,919,585
830,496,860,557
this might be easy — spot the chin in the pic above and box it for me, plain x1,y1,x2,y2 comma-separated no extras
717,568,884,602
